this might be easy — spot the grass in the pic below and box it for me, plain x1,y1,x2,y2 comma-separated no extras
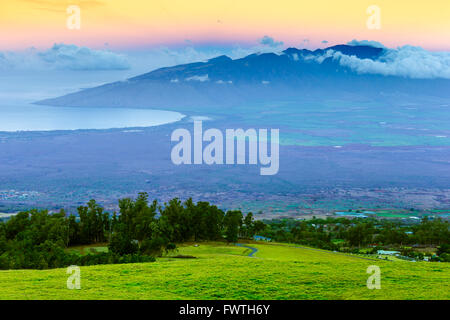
0,241,448,300
66,243,109,255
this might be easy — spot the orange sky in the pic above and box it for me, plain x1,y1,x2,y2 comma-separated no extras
1,0,449,50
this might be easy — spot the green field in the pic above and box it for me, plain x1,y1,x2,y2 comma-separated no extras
0,242,448,300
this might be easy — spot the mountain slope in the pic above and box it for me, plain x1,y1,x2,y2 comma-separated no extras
36,44,450,111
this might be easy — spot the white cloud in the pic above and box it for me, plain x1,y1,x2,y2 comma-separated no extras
0,36,285,73
215,80,233,84
284,41,450,79
332,45,450,79
185,74,209,82
259,36,284,48
226,35,285,59
144,40,450,80
0,43,130,71
125,46,226,73
347,39,386,49
39,44,130,70
293,49,334,64
0,48,42,70
3,40,449,80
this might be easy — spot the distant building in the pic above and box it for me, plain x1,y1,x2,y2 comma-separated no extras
253,235,271,242
377,250,400,256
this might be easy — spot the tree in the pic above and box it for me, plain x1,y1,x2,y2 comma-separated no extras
77,200,108,244
158,198,193,243
437,244,450,256
223,211,243,243
108,232,139,256
253,220,267,235
346,223,374,247
242,212,255,238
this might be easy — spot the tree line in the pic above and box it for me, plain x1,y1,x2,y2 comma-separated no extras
0,193,449,269
0,193,260,269
260,216,450,261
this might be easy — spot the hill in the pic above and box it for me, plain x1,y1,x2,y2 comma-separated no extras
0,242,448,300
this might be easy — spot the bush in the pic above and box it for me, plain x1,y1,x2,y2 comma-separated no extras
140,237,167,256
437,244,450,256
108,234,139,256
439,253,450,262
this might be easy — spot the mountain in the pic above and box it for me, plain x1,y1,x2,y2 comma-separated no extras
36,44,450,111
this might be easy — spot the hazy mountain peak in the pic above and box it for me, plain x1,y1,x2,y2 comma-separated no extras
208,55,232,63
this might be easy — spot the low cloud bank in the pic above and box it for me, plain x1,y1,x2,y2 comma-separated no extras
0,44,130,71
40,44,130,70
332,45,450,79
292,40,450,79
2,40,450,79
346,39,386,49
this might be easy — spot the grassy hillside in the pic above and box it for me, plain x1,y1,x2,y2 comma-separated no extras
0,242,448,300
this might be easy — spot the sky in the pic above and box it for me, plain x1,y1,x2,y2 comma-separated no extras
1,0,449,51
1,0,449,102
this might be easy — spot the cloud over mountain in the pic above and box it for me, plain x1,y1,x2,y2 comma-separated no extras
332,44,450,79
37,42,450,112
346,39,386,49
2,40,450,80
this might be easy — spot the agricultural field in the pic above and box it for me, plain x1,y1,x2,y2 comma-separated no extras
0,242,448,300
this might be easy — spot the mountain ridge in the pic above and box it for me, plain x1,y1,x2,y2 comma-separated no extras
36,44,450,111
